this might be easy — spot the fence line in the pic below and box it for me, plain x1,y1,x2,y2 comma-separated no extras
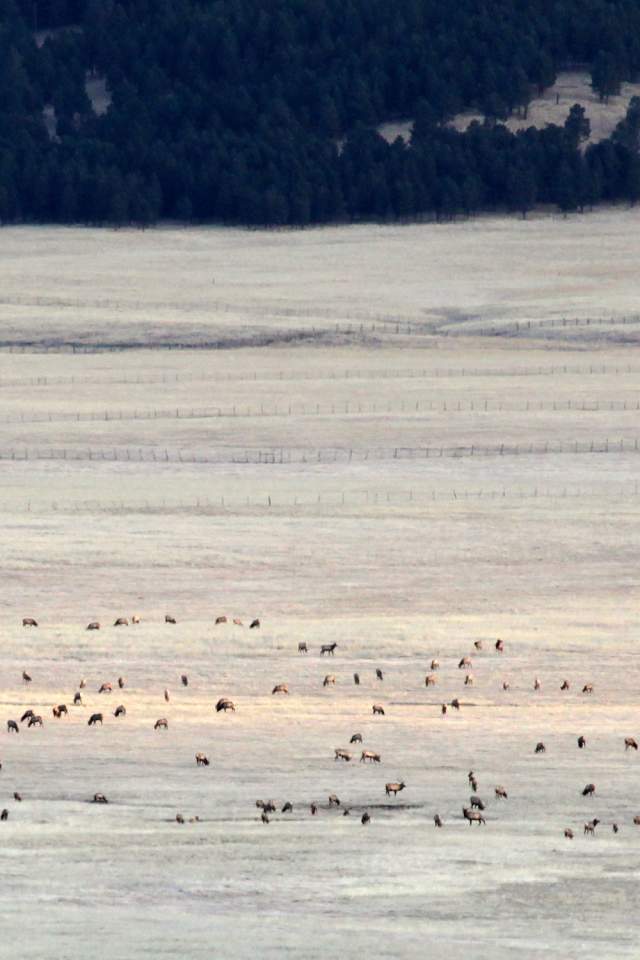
0,363,637,391
2,397,640,426
1,484,638,516
0,438,637,465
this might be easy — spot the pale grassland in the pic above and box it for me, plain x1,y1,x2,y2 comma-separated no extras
0,218,638,959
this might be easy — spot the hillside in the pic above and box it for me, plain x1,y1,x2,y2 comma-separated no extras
2,0,640,225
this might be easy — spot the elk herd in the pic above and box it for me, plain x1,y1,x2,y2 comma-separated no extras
3,616,639,839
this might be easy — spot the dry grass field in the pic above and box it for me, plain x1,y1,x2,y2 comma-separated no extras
0,213,639,959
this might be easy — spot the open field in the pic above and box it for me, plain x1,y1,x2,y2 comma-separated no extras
0,216,639,959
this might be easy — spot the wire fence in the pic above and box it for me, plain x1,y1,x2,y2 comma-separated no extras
0,363,638,391
2,397,640,426
2,484,638,516
0,437,638,465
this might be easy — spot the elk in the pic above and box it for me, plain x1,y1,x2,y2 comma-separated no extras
464,674,474,686
470,795,485,810
176,814,185,824
450,698,461,710
469,773,478,792
578,736,586,749
495,786,508,800
376,669,384,681
1,810,8,820
154,718,168,730
360,751,381,763
92,794,108,804
27,715,43,727
132,615,141,624
582,683,593,694
495,639,504,652
281,802,293,813
7,720,18,733
73,692,83,705
250,619,260,629
114,705,126,718
584,818,599,835
114,617,128,626
118,677,125,689
564,828,574,839
633,816,640,826
310,804,318,816
534,677,541,690
215,698,235,712
441,704,447,715
613,823,619,833
350,733,363,744
361,812,370,825
323,675,336,687
334,748,351,762
320,643,337,656
434,814,443,827
87,621,100,630
425,674,437,686
535,742,546,753
232,618,243,626
20,710,34,723
88,713,103,726
256,801,276,813
328,794,340,807
165,615,177,624
298,642,308,654
261,812,269,824
13,792,22,802
385,781,405,797
624,737,638,751
22,670,32,684
164,690,170,702
22,617,38,627
272,684,289,695
463,807,485,825
430,659,440,671
372,704,385,715
215,616,227,625
195,753,209,766
474,640,483,650
560,680,570,691
582,783,596,797
502,680,510,691
353,673,360,685
458,657,472,669
181,674,188,686
79,679,87,689
98,682,112,694
52,704,68,718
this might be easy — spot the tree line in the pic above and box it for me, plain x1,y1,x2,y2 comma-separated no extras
1,0,640,225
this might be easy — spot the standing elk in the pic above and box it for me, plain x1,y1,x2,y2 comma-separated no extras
195,753,209,766
22,618,38,627
22,671,32,684
578,736,586,749
376,669,384,681
215,698,235,712
624,737,638,751
320,643,337,656
328,794,340,807
463,807,486,825
131,615,141,624
564,828,574,839
385,781,405,797
584,818,600,835
425,674,437,687
298,642,308,654
92,794,108,804
323,675,336,688
181,674,188,686
114,705,126,718
28,715,43,727
361,812,370,825
73,692,83,705
87,622,100,630
334,749,351,762
430,659,440,671
458,657,472,669
118,677,125,689
52,704,68,718
534,677,541,690
495,786,508,800
114,617,128,626
372,704,385,715
560,680,570,691
360,751,381,763
353,673,360,685
464,674,474,686
535,742,546,753
98,682,112,693
434,814,443,827
495,639,504,652
350,733,363,744
215,616,227,625
450,699,461,710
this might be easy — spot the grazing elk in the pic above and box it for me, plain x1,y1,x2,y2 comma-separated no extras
114,617,128,626
582,783,596,797
376,669,384,681
13,793,22,802
20,710,34,723
88,713,103,726
215,616,227,625
624,737,638,751
470,795,485,810
323,675,336,687
154,718,168,730
495,786,508,800
272,684,289,695
334,748,352,762
87,622,100,630
52,704,68,718
298,642,308,654
195,753,209,766
281,802,293,813
216,698,235,712
535,742,546,753
578,736,586,749
22,618,38,627
582,684,593,694
350,733,363,744
458,657,472,669
564,828,574,839
320,643,337,656
474,640,483,650
27,715,43,727
73,692,83,705
7,720,18,733
361,812,370,825
92,794,108,804
463,807,485,825
425,674,437,686
98,682,112,694
250,619,260,629
560,680,570,691
22,671,32,684
372,704,385,715
360,751,381,763
114,705,126,718
165,615,177,624
385,781,405,797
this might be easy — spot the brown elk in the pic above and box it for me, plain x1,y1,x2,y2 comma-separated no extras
463,807,485,825
584,818,599,835
441,704,447,715
28,715,43,727
372,704,385,715
114,705,126,717
52,704,68,718
385,781,405,796
534,677,541,690
564,828,574,839
350,733,363,744
215,698,235,712
334,748,352,762
298,642,308,653
624,737,638,751
474,640,483,650
458,657,472,669
195,753,209,766
233,618,243,626
92,793,108,804
22,670,32,684
464,674,474,686
98,682,112,694
164,689,170,702
560,680,570,691
272,684,289,695
323,675,336,687
502,680,510,691
430,659,440,671
215,616,227,625
360,751,381,763
165,615,177,624
88,713,103,726
582,683,594,694
22,617,38,627
250,619,260,629
425,674,437,686
154,718,168,730
495,786,508,800
118,677,125,689
87,621,100,630
132,615,141,624
73,692,83,705
320,643,337,656
582,783,596,797
114,617,128,626
633,816,640,825
434,814,443,827
353,673,360,685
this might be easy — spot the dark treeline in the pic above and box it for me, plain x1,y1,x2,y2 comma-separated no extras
1,0,640,225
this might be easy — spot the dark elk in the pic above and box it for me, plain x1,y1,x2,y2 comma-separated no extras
28,715,43,727
281,802,293,813
463,807,486,825
73,692,83,705
582,684,594,694
361,812,370,825
7,720,18,733
434,814,443,827
353,673,360,685
92,793,108,804
535,742,546,753
165,615,177,624
350,733,363,744
22,671,32,684
52,704,68,718
320,643,337,656
272,684,289,695
195,753,209,766
470,795,485,810
22,618,38,627
474,640,483,650
98,682,113,694
582,783,596,797
1,810,8,820
495,639,504,652
154,718,168,730
564,828,574,839
215,616,227,625
372,704,385,715
249,619,260,629
88,713,103,726
114,705,126,717
298,643,308,654
118,677,125,689
181,674,189,686
323,675,336,688
577,736,586,749
87,622,100,630
560,680,570,691
114,617,129,626
216,698,235,712
625,737,638,751
584,818,600,835
21,710,34,723
376,669,384,681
